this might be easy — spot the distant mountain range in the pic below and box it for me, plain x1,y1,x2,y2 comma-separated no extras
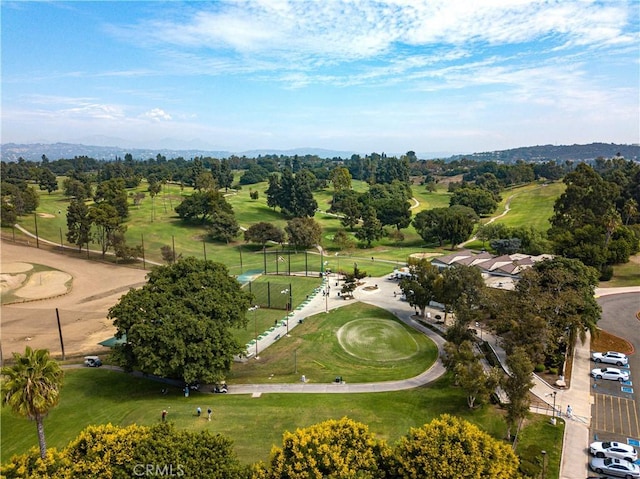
0,141,638,163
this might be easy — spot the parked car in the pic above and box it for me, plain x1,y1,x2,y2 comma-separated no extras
592,351,629,366
84,356,102,367
590,441,638,462
589,457,640,478
591,367,630,382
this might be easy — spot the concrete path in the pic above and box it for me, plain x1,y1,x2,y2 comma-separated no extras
230,274,446,394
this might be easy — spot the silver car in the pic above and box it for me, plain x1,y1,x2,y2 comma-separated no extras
590,441,638,462
590,457,640,478
591,367,630,382
592,351,629,366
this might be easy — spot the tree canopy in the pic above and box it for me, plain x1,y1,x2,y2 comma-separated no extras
285,217,322,250
391,414,520,479
244,222,286,246
2,423,248,479
255,417,390,479
549,162,639,276
108,257,252,384
399,257,440,318
413,206,478,248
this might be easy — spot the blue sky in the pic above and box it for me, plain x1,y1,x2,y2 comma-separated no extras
2,1,639,156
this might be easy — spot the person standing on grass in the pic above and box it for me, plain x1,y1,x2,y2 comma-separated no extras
162,409,167,422
207,407,212,421
196,407,201,417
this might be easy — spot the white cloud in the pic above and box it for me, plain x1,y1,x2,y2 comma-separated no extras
102,0,637,96
142,108,172,122
115,1,634,57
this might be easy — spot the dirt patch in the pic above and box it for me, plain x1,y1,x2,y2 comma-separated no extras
591,328,634,355
1,240,148,361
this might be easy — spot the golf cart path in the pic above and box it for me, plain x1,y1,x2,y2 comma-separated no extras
226,275,446,395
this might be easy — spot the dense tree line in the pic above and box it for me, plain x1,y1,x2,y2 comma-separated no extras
4,151,639,263
548,162,640,278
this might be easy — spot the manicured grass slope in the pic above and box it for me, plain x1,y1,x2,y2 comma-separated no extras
229,303,438,384
0,369,498,465
1,368,561,474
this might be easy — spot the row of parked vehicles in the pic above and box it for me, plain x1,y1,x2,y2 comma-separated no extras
588,351,639,478
591,350,630,383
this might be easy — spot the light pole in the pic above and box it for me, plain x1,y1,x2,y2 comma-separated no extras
281,289,290,336
475,321,483,340
335,253,340,281
545,391,557,425
249,305,260,359
541,450,547,479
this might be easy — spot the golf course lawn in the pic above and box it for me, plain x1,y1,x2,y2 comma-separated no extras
228,303,438,384
0,368,563,475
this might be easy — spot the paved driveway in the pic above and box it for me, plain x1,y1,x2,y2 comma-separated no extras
592,292,640,445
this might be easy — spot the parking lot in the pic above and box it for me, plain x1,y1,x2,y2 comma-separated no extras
589,292,640,472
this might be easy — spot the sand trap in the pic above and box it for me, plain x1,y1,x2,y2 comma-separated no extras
15,271,72,299
2,262,34,273
409,252,441,259
1,273,27,292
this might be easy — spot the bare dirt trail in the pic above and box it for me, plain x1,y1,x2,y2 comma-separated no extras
1,240,149,361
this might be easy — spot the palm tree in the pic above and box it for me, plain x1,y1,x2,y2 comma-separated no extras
1,347,64,459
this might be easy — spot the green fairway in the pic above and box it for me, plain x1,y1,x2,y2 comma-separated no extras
488,181,565,230
12,178,569,272
228,302,438,384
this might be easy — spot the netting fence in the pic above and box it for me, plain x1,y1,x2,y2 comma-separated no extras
242,280,293,310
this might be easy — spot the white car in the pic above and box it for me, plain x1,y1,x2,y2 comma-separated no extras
592,351,629,366
590,441,638,462
590,457,640,478
591,367,630,382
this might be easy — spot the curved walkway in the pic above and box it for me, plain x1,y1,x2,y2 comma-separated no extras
226,275,446,394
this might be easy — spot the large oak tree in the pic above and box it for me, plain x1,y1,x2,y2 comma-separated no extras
108,258,252,384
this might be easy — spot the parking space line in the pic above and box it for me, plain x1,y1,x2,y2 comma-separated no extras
608,395,615,432
618,396,624,434
593,394,640,436
631,400,640,438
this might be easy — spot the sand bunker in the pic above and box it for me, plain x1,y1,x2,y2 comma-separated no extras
16,271,72,299
409,252,441,259
1,262,72,301
2,262,34,274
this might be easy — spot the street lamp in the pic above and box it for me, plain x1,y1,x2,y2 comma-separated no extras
281,289,290,336
325,282,330,313
335,252,340,281
541,450,547,479
545,391,557,425
475,321,483,340
249,305,260,359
